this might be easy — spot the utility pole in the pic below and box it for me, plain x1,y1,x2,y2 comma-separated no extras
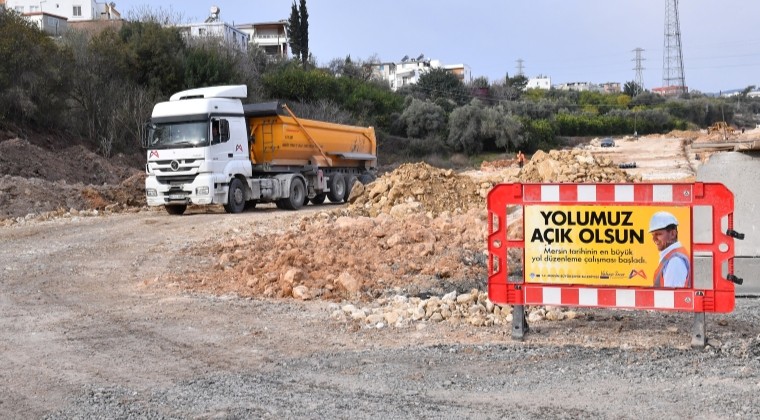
632,48,645,95
663,0,687,95
516,59,525,77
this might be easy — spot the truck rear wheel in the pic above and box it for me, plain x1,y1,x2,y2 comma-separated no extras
359,172,376,185
224,178,246,214
279,177,305,210
327,173,346,203
310,193,327,205
344,175,358,201
165,204,187,215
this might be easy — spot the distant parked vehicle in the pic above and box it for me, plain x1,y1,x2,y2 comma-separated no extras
600,138,615,147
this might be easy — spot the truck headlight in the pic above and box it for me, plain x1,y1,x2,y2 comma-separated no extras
146,188,157,197
196,186,209,195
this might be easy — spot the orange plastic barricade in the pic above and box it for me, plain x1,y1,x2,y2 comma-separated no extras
487,183,743,347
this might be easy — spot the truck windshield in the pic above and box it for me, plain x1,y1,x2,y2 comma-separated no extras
147,121,209,149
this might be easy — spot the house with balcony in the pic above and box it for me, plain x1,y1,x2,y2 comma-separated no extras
236,20,288,58
554,81,596,92
175,6,249,52
372,54,470,91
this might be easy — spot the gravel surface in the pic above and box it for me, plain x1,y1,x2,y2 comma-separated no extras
2,210,759,419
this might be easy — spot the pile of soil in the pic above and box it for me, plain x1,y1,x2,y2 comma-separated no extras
177,150,638,303
0,136,145,220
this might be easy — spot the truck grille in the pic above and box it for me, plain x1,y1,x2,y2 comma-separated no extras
156,175,197,185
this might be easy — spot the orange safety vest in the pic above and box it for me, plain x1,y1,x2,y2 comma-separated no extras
653,246,690,288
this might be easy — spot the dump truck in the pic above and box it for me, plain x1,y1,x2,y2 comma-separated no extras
142,85,377,215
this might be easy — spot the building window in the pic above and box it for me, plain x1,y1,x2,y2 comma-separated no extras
73,5,82,16
198,28,206,36
30,5,40,12
15,6,24,13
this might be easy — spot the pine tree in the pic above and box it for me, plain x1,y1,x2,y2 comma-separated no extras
287,1,301,61
298,0,309,68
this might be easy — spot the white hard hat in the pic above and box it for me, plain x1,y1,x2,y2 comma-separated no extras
649,211,678,232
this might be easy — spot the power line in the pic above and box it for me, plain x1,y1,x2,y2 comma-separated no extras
663,0,686,93
632,48,646,93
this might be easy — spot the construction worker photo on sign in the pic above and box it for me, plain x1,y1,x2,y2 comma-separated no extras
649,211,691,288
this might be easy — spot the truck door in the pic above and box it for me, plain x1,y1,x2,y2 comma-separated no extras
210,118,236,166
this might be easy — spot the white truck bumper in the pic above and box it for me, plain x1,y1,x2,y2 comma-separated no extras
145,174,217,206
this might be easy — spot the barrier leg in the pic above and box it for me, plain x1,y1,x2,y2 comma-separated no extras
691,312,706,349
512,305,529,340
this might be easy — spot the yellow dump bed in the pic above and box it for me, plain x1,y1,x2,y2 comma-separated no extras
244,102,376,169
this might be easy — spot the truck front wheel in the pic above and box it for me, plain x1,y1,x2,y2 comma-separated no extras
279,177,305,210
224,178,246,214
165,204,187,215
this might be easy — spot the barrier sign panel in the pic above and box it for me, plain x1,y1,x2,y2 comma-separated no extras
525,205,692,288
487,183,740,315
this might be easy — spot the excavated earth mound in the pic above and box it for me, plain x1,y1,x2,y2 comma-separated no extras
0,137,146,221
179,150,638,310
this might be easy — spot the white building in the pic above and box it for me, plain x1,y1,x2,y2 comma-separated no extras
600,82,621,93
22,11,68,36
372,54,470,91
2,0,120,21
527,75,551,90
554,81,595,92
175,6,249,52
236,20,289,58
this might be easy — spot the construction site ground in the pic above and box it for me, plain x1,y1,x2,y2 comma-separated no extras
1,129,759,418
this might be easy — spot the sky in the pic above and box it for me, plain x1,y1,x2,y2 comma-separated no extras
113,0,760,94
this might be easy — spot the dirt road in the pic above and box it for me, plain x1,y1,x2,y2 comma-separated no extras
2,208,760,419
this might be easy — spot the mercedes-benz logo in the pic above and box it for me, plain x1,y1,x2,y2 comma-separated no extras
170,160,180,171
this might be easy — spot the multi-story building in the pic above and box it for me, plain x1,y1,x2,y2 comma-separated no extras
1,0,120,21
175,6,249,52
236,20,289,58
527,75,551,90
443,63,471,83
600,82,621,93
554,81,595,92
372,55,470,91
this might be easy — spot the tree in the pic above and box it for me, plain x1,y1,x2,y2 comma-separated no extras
415,68,469,106
299,0,309,68
0,9,70,127
624,81,643,97
287,1,301,61
740,85,756,99
327,54,379,81
446,103,483,154
117,21,186,96
481,106,524,151
398,98,446,139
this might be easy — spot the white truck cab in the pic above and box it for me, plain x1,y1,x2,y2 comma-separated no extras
143,85,252,214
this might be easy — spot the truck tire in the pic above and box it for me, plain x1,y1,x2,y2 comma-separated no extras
359,171,376,185
327,173,346,203
165,204,187,215
224,178,246,214
345,175,358,201
310,193,327,205
279,177,305,210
